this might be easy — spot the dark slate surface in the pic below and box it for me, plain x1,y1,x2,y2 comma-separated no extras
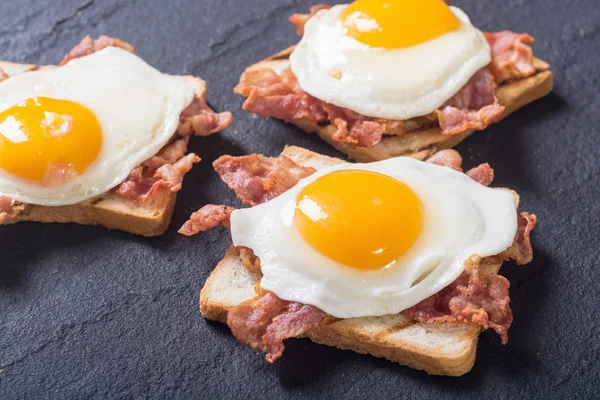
0,0,598,398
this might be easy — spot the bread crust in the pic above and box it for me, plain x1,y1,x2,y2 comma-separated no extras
236,46,554,162
199,146,507,376
0,62,208,236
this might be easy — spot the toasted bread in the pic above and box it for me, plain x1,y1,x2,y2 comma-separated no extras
200,145,504,376
0,62,208,237
236,46,554,162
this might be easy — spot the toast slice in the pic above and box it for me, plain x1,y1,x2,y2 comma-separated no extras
0,62,208,237
236,46,554,162
200,145,504,376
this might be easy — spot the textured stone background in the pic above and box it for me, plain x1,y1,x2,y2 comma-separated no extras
0,0,598,398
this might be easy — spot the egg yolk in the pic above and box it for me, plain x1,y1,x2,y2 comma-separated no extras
0,97,102,186
295,170,423,270
341,0,461,49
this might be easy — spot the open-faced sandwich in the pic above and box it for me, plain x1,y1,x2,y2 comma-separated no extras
180,146,537,376
235,0,553,162
0,36,232,236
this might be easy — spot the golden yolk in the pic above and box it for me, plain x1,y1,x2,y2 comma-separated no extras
341,0,461,49
295,170,423,270
0,97,102,185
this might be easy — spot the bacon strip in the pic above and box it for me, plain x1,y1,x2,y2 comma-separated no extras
323,103,388,147
404,263,513,344
498,211,537,265
179,205,235,236
227,292,327,363
181,149,496,237
466,163,495,187
425,149,464,172
425,149,495,186
113,140,200,203
485,31,538,84
61,35,135,65
177,96,233,137
437,68,505,136
214,154,316,206
238,68,328,123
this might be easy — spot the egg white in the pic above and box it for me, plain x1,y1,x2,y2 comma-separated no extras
230,158,518,319
289,5,492,120
0,47,195,206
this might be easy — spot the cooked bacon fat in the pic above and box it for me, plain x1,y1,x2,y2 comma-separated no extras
179,205,235,236
227,291,327,363
213,154,316,206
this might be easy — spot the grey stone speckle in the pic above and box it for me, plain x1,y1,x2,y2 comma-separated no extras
0,0,599,398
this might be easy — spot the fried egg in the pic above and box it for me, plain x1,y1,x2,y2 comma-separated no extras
0,47,195,206
289,0,491,120
230,158,518,318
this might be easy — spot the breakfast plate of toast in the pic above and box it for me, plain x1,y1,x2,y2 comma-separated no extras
0,0,597,398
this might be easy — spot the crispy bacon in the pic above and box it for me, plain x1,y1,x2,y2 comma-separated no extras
466,163,495,187
322,103,388,147
498,211,537,265
113,140,200,203
425,149,464,172
179,205,235,236
437,68,505,136
238,68,328,123
227,292,327,363
154,153,200,192
214,154,316,206
289,5,332,36
61,35,135,66
425,149,495,186
485,32,537,84
404,263,513,344
177,96,233,137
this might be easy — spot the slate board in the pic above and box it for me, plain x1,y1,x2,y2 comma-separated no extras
1,0,598,398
